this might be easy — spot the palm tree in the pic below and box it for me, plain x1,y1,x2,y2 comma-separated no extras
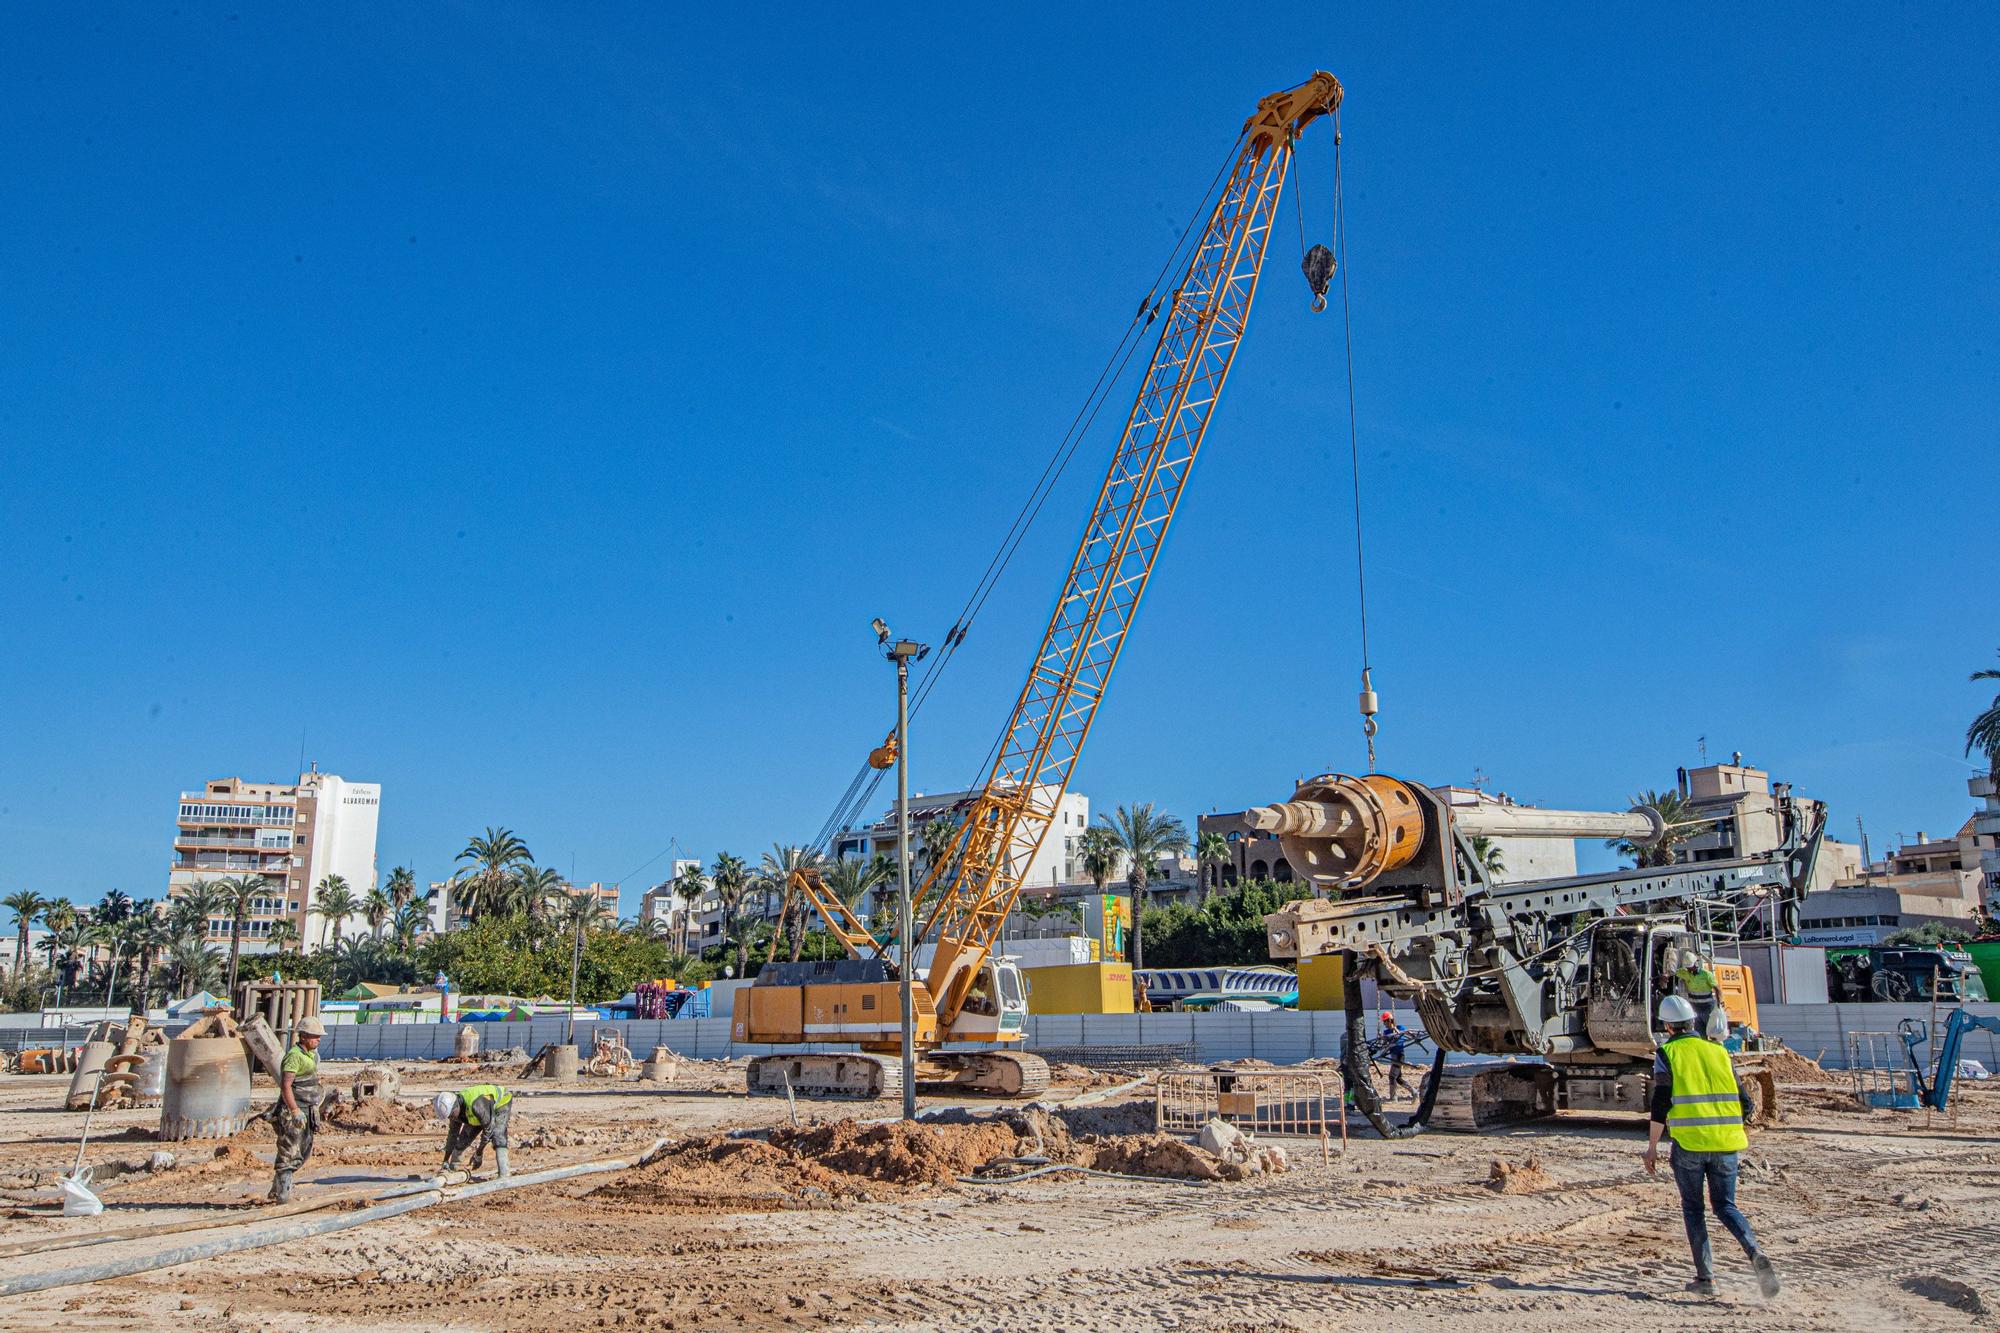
823,854,890,911
1079,825,1121,896
4,889,49,977
672,861,708,954
1968,651,2000,779
516,866,567,925
167,936,223,998
758,844,826,962
709,852,752,975
96,888,134,926
47,913,97,1006
173,879,231,951
1195,831,1230,900
362,885,393,940
267,918,301,953
219,874,267,998
1100,803,1189,971
453,827,533,922
384,866,418,912
312,875,361,950
918,813,965,879
559,891,615,1033
1606,789,1705,868
390,899,429,952
130,912,168,1009
1468,835,1506,879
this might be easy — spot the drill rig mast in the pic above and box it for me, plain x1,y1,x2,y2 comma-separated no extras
738,72,1345,1099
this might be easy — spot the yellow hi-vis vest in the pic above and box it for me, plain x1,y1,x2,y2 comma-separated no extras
1677,966,1718,996
458,1084,513,1126
1661,1035,1748,1153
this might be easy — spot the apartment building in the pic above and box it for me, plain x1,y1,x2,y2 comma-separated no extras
168,769,380,952
830,786,1091,893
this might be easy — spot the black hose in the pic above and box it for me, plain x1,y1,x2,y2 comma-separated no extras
1341,967,1439,1140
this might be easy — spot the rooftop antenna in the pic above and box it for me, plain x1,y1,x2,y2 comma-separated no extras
1697,735,1708,764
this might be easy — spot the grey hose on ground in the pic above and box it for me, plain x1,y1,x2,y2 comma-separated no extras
0,1138,667,1298
0,1177,440,1260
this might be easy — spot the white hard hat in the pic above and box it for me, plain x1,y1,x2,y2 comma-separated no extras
1658,994,1698,1025
432,1092,456,1120
295,1016,326,1037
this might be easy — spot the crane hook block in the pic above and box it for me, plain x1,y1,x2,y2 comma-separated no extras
1302,244,1336,312
868,733,899,771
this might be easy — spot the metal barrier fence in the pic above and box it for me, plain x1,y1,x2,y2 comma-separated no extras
1156,1067,1345,1164
1846,1031,1920,1109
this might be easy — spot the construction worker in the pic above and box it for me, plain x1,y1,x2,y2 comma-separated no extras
435,1084,513,1178
268,1015,326,1204
1643,994,1780,1299
1376,1011,1415,1100
1674,949,1721,1033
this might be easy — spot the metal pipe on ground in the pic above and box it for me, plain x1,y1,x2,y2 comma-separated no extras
0,1140,667,1298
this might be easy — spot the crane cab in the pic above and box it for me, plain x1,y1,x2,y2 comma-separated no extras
943,955,1029,1043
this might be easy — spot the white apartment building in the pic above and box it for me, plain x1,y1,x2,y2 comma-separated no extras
831,786,1091,897
640,858,704,938
168,769,380,953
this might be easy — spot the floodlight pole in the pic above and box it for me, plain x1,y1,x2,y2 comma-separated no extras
879,625,928,1122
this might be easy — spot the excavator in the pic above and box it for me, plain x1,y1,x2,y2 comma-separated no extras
732,71,1348,1098
1255,771,1826,1133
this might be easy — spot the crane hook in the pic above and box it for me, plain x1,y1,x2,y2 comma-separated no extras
1302,243,1336,312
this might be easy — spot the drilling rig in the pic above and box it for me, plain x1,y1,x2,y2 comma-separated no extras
1257,772,1824,1131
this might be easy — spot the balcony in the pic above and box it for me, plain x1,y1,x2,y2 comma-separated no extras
173,856,292,875
174,834,283,850
1971,775,1997,799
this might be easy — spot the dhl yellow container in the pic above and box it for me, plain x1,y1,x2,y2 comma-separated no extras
1022,962,1134,1015
1296,954,1345,1010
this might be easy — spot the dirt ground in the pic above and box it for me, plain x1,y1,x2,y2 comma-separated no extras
3,1056,1999,1331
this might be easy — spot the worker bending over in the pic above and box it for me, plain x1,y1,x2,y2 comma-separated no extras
268,1016,327,1204
435,1083,514,1177
1643,995,1779,1299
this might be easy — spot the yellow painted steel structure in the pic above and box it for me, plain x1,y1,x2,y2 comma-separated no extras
780,70,1345,1052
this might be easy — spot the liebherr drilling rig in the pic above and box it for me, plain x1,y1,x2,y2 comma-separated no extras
1257,772,1825,1132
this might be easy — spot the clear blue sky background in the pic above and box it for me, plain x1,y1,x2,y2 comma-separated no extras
2,6,1993,913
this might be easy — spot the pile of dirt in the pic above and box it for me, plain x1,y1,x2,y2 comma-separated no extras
1758,1048,1835,1084
180,1144,263,1175
592,1135,872,1210
322,1096,438,1136
1486,1156,1557,1194
769,1118,1022,1188
1045,1063,1130,1088
1086,1133,1228,1182
1054,1099,1155,1138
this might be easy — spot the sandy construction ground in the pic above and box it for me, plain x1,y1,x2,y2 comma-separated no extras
3,1055,1998,1331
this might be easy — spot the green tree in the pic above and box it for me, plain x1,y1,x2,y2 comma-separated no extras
672,861,708,954
758,844,825,962
218,874,268,999
312,875,361,951
1139,879,1297,969
1079,825,1121,896
384,865,418,912
708,852,752,976
1968,651,2000,779
822,854,890,911
516,866,567,926
168,936,224,997
130,911,168,1008
362,885,393,940
1468,834,1506,879
1100,803,1189,970
919,813,965,876
1607,789,1705,869
267,918,301,953
1195,831,1230,901
96,888,134,926
453,827,533,922
390,899,430,952
3,889,49,977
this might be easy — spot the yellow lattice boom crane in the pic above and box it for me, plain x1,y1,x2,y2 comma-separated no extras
734,71,1345,1099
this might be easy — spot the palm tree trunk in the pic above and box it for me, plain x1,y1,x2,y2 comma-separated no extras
227,920,243,1001
1129,875,1146,971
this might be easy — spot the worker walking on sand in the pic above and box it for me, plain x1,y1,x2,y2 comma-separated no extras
435,1084,514,1178
1643,995,1780,1299
268,1016,326,1204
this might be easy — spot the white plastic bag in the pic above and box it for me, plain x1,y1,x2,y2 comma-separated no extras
1703,1004,1730,1041
57,1167,103,1217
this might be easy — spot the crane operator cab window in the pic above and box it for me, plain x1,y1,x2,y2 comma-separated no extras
962,967,998,1017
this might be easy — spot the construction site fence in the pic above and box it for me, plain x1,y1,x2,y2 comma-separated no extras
299,1002,2000,1074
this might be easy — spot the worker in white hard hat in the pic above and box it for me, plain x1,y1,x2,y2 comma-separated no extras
1643,994,1779,1300
436,1083,514,1178
1672,948,1722,1035
268,1016,327,1204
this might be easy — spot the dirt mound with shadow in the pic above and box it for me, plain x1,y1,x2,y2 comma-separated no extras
592,1134,873,1211
1758,1048,1835,1084
1485,1156,1556,1194
322,1096,439,1136
769,1118,1022,1188
1085,1133,1228,1181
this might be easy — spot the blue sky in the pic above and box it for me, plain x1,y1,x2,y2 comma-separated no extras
2,6,1993,913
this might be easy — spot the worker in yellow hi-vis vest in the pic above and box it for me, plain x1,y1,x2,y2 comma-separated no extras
434,1084,514,1178
1642,995,1779,1299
